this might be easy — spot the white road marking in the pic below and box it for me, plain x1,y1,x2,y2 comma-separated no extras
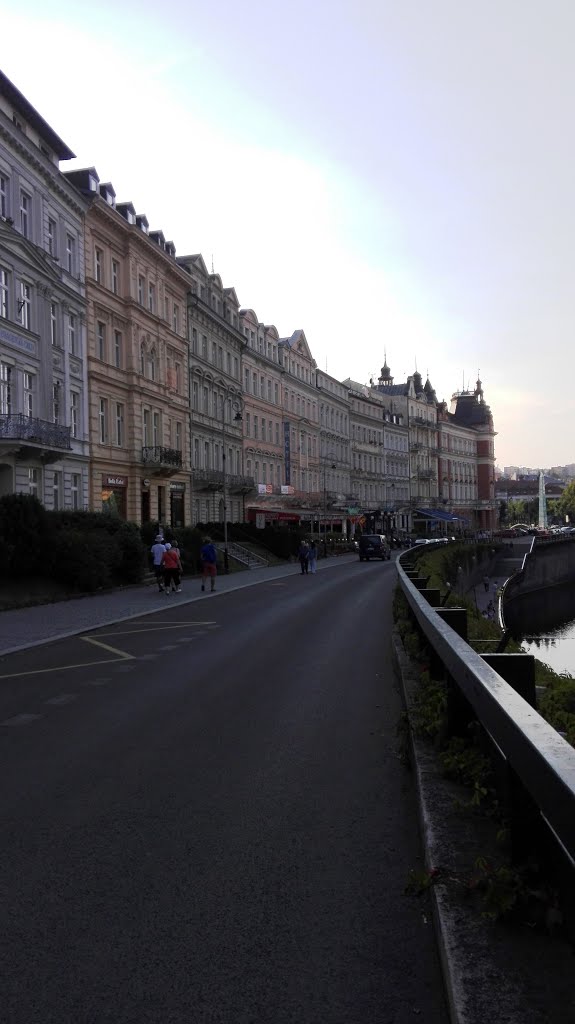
81,636,135,659
2,713,42,726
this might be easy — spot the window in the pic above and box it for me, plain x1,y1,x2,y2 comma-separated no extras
148,282,155,313
28,468,39,498
254,416,258,439
202,334,207,359
175,421,182,452
68,313,76,354
143,409,150,447
97,321,106,361
95,247,103,284
24,372,34,417
115,403,124,446
261,419,266,442
50,302,58,345
267,380,272,401
138,276,144,304
47,218,56,257
192,381,198,408
245,413,250,436
244,369,249,392
191,327,198,353
148,348,157,381
0,267,8,319
152,412,160,446
114,331,122,369
52,471,62,510
218,346,223,368
173,304,179,333
275,422,279,445
193,438,199,467
18,281,31,330
70,391,79,438
66,234,75,274
274,382,279,404
71,473,80,509
212,342,217,364
53,381,60,423
111,260,119,294
252,373,258,396
0,362,12,414
20,191,30,238
98,398,108,443
234,357,238,379
203,386,208,412
0,175,8,218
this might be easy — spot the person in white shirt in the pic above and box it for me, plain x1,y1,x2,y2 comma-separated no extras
151,535,166,592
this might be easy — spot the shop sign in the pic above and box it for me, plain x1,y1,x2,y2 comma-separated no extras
0,324,36,355
170,482,186,491
281,485,294,495
258,483,273,495
103,475,127,487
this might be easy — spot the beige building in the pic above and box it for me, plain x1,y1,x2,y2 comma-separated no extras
64,168,191,527
239,309,285,515
179,255,251,526
315,369,351,523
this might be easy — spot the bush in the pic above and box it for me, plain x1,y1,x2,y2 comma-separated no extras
113,522,146,584
49,529,116,592
0,493,48,578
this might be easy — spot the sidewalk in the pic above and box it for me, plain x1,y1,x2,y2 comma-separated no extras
0,553,357,658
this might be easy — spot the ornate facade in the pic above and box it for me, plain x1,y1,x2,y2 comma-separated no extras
64,168,192,526
0,71,89,509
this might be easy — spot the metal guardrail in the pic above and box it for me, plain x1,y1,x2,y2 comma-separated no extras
397,548,575,874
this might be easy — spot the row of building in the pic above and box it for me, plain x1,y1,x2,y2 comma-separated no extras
0,70,498,537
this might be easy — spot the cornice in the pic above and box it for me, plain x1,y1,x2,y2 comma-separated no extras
0,121,87,218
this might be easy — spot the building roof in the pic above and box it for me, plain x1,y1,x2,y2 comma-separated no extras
0,70,75,160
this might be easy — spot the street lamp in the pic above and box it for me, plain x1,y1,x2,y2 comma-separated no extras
221,392,243,574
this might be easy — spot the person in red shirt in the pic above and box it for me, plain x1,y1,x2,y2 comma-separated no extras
161,543,182,594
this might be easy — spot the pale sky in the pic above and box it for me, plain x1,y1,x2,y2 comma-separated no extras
2,0,574,469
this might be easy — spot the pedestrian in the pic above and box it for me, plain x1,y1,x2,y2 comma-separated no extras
483,575,489,592
151,534,167,592
200,536,218,593
308,540,318,574
162,542,182,594
298,540,309,574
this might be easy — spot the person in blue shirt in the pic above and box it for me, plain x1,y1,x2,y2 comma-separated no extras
200,537,218,593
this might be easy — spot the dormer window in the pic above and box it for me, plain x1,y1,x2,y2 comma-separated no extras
88,174,99,192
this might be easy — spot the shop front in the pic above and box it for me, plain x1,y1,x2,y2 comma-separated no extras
102,474,127,518
170,481,186,528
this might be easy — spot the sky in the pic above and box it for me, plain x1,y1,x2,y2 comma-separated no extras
1,0,573,469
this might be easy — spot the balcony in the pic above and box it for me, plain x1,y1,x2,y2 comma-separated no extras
410,442,423,452
142,446,183,476
193,468,255,494
0,414,71,463
417,468,436,480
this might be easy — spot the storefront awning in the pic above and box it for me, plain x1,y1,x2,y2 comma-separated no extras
416,507,460,522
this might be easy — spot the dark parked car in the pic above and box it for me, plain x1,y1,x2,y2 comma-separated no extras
358,535,391,561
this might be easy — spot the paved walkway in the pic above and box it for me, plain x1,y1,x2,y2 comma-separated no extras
0,553,358,658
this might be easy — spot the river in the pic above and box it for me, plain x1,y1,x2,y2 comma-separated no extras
504,581,575,677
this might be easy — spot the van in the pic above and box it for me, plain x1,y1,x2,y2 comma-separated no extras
358,534,391,561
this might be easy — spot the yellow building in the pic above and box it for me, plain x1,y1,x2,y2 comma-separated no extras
64,169,192,528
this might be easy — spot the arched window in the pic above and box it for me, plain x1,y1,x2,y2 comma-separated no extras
148,348,157,381
140,342,146,376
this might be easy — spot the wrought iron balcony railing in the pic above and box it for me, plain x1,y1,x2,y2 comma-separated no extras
0,413,71,449
192,468,255,493
142,446,183,469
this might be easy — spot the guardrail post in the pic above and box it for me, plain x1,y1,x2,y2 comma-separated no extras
435,608,471,734
480,654,536,708
479,653,539,862
419,588,441,607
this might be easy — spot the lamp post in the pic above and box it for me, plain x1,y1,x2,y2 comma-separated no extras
221,392,243,574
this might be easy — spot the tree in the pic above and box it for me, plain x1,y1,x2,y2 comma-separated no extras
557,481,575,524
507,499,526,524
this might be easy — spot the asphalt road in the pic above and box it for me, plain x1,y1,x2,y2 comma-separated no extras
0,558,448,1024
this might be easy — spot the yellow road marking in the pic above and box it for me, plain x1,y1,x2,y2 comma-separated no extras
0,656,125,681
91,623,216,638
81,637,136,659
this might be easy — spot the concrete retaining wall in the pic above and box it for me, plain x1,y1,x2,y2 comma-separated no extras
504,538,575,603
